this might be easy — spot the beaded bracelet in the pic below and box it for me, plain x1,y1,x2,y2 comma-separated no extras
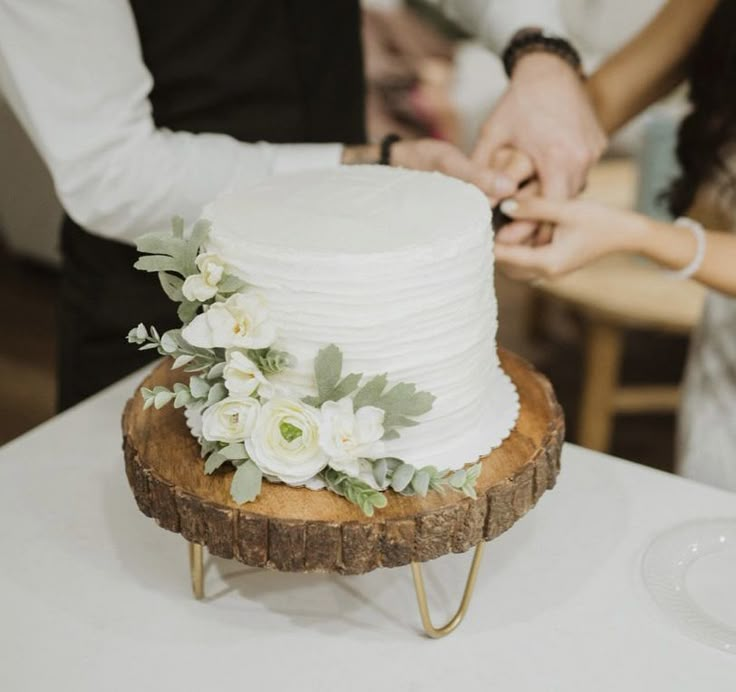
502,29,584,79
665,217,706,280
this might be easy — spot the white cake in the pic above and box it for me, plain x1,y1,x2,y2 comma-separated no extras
203,166,519,471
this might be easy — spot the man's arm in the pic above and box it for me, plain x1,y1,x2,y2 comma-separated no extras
587,0,719,134
0,0,344,244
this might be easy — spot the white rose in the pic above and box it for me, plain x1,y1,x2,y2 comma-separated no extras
245,398,327,485
319,397,385,476
223,350,272,398
201,396,260,444
181,252,226,302
181,291,276,350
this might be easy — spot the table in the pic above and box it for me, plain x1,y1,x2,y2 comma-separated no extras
1,371,735,692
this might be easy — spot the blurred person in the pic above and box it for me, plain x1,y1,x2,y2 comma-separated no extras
0,0,602,409
496,0,736,491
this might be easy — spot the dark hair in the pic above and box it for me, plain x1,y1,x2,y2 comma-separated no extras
669,0,736,216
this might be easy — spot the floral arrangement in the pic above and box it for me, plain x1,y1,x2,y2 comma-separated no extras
128,218,481,515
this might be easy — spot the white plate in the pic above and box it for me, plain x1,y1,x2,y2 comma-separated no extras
642,518,736,654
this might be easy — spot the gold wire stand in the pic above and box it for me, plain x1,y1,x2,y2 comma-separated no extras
410,541,485,638
187,540,485,637
189,542,204,600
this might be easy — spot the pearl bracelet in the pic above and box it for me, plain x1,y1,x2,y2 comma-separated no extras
665,217,706,280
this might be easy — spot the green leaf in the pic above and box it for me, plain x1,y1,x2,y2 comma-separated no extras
379,384,435,418
381,429,400,441
313,344,342,402
159,331,179,354
353,373,388,410
449,469,467,489
133,255,181,273
159,273,184,302
204,452,227,474
177,300,200,324
207,362,226,380
219,442,247,460
332,372,362,400
217,274,248,294
411,469,430,496
171,215,184,239
205,382,227,406
390,463,414,492
372,458,389,489
189,376,210,399
172,354,195,369
173,389,191,408
230,460,262,504
153,390,174,409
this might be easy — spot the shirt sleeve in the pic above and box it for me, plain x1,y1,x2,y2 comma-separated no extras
0,0,342,245
427,0,568,54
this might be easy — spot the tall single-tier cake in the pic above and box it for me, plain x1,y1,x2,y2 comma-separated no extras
204,166,519,471
127,165,520,514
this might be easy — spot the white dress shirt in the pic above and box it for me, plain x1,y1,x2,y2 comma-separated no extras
0,0,564,244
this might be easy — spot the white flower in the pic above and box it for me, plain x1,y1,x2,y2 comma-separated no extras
181,252,226,302
201,396,260,444
181,291,276,350
319,397,385,476
223,350,272,398
184,405,203,438
245,398,327,485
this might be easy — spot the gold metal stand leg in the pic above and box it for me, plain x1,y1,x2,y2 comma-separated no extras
189,542,204,600
410,542,485,639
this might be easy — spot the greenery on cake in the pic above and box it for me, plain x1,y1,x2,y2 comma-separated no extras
128,218,481,515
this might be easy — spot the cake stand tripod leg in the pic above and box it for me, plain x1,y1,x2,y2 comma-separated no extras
188,542,205,600
410,541,485,639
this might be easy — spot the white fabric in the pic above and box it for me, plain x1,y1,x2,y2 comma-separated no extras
425,0,567,53
205,166,519,470
0,0,562,245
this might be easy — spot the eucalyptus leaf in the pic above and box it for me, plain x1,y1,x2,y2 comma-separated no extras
230,460,262,504
381,429,400,441
204,452,227,475
217,274,248,294
449,469,467,489
372,458,389,489
189,376,210,399
177,300,200,324
390,463,414,492
205,382,227,406
172,354,195,369
207,362,226,380
219,442,247,461
153,390,174,409
411,469,430,496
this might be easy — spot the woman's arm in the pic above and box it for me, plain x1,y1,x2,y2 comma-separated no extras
495,196,736,297
587,0,719,134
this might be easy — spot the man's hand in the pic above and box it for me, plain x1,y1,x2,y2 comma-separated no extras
343,138,516,202
473,53,607,200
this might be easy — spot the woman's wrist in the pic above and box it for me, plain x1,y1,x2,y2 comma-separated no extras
634,216,703,271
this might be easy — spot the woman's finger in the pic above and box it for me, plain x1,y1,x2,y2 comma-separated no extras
491,147,535,189
500,196,568,224
494,242,558,279
496,220,538,245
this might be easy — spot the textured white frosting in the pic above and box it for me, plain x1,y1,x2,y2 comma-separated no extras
204,166,519,471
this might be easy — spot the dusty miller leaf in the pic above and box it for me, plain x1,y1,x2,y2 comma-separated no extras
314,344,342,403
230,460,262,504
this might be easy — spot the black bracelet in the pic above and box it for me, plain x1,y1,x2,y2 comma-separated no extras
379,133,401,165
502,28,584,79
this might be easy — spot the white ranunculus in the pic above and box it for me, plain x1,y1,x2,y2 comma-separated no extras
223,350,272,398
181,291,276,350
245,398,327,485
319,397,385,475
181,252,226,302
201,396,260,444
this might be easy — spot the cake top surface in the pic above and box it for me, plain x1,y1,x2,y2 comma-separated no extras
204,166,490,255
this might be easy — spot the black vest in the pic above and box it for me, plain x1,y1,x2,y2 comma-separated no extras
129,0,366,143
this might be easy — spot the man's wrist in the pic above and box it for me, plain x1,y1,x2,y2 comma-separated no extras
511,51,582,83
341,144,380,165
503,29,584,80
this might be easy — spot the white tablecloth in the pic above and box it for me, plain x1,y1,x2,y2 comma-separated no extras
1,372,734,691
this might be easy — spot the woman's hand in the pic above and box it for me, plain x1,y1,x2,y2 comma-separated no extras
494,196,649,280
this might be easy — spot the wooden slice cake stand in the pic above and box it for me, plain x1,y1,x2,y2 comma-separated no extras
122,349,564,637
